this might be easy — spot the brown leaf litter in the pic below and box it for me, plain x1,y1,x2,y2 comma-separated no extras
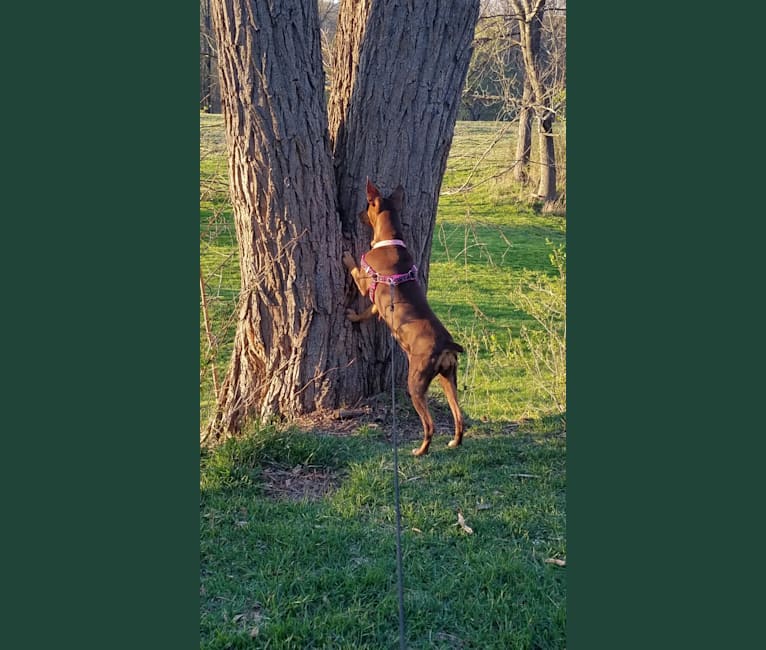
260,463,339,501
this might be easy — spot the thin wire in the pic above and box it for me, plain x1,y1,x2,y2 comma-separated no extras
390,282,406,650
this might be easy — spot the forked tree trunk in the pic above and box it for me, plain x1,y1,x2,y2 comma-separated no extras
513,5,540,183
329,0,480,393
208,0,480,436
209,0,356,435
512,0,557,205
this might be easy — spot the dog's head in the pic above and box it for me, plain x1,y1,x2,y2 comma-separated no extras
359,179,405,244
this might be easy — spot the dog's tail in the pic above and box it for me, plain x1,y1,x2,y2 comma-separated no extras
435,341,464,375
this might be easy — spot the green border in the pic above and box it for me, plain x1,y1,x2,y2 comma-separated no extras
567,6,664,645
113,9,201,646
567,5,763,648
4,6,200,647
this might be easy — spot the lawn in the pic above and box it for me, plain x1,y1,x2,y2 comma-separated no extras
201,426,565,649
200,114,566,648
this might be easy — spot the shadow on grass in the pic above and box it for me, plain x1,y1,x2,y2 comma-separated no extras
200,418,565,649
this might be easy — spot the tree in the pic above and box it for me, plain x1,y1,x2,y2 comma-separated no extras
317,0,340,85
208,0,354,435
510,0,560,208
451,1,565,204
200,0,221,113
208,0,479,437
329,0,480,393
460,6,521,122
513,75,535,182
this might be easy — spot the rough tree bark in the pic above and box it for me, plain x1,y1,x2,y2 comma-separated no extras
512,0,557,207
209,0,356,435
208,0,480,436
329,0,480,393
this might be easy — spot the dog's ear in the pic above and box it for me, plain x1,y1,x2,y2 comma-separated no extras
390,185,405,212
366,178,381,204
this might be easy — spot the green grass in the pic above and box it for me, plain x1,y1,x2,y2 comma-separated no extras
200,114,566,647
201,426,565,649
429,121,565,422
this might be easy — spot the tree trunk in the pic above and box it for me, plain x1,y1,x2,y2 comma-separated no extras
207,0,480,436
200,0,220,113
329,0,480,393
200,0,211,110
209,0,356,436
512,0,556,204
513,77,533,183
537,107,557,205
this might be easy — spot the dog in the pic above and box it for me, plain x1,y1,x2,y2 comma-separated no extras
342,179,465,456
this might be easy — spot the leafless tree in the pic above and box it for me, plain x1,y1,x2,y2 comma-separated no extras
456,0,565,207
510,0,564,209
317,1,340,87
199,0,221,113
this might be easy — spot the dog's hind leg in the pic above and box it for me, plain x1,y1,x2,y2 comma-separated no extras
438,370,464,449
408,365,435,457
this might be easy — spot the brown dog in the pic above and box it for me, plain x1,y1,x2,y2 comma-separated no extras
342,179,465,456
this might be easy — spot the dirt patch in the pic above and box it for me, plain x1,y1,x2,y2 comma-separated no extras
260,463,339,501
291,391,462,442
282,393,535,450
433,631,466,648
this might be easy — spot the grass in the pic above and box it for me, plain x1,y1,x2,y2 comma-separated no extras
201,426,565,649
429,121,565,422
200,114,566,648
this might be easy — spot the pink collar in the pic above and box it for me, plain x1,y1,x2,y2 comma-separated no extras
372,239,406,249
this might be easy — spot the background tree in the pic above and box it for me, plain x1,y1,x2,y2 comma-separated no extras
448,0,565,208
209,0,479,437
200,0,221,113
510,0,562,209
318,0,340,86
460,3,521,122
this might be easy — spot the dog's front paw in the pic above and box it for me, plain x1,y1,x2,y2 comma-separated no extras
345,308,360,322
342,251,356,270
